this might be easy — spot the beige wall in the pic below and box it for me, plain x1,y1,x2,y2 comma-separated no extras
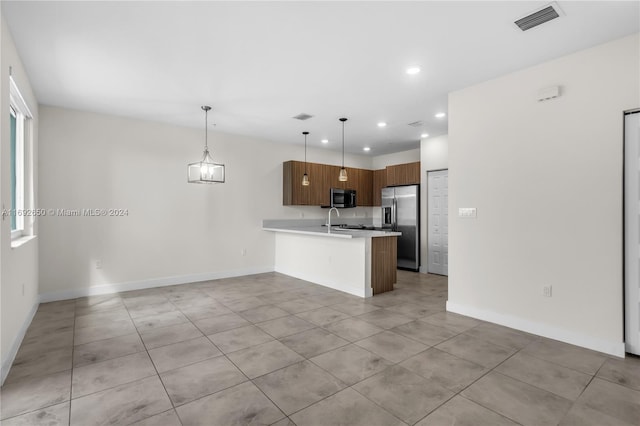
37,106,425,300
447,34,639,356
1,14,40,383
37,106,374,299
371,148,420,170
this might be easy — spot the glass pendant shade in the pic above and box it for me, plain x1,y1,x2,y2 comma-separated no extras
301,131,310,186
188,148,225,183
339,118,348,182
188,106,225,184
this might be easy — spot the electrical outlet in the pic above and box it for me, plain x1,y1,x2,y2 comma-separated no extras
543,285,552,297
241,249,247,256
96,259,102,269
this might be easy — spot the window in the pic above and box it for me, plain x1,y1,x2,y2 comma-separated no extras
9,76,31,240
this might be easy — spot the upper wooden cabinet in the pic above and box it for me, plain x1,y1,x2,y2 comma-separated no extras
386,162,420,186
284,161,373,207
358,169,374,207
305,162,324,206
284,160,419,207
372,169,387,206
283,161,310,205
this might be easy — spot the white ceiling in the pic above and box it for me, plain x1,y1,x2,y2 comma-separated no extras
2,1,638,155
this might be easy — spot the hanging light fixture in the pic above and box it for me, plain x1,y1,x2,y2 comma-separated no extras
302,131,310,186
188,106,225,184
339,117,348,182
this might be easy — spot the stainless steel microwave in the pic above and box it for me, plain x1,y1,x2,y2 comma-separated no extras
330,188,356,208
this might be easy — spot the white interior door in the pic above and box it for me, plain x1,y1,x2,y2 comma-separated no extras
625,111,640,355
428,170,448,276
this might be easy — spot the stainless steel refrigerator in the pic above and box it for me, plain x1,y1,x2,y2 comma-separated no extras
381,185,419,271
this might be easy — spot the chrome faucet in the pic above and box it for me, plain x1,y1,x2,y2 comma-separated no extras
327,207,340,231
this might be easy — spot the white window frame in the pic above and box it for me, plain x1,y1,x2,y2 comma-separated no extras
9,76,32,241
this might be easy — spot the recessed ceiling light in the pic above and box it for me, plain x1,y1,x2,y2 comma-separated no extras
377,122,387,128
421,133,429,138
406,67,421,75
435,112,446,118
321,139,328,144
363,147,371,152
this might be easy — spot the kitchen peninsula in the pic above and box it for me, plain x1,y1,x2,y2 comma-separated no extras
263,219,400,297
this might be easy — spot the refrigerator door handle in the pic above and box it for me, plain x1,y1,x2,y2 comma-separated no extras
392,198,397,230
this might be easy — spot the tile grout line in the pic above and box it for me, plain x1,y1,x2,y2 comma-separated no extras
514,340,608,378
165,302,393,423
124,293,183,425
158,290,245,426
1,303,80,423
154,291,289,424
447,346,537,426
68,301,77,426
341,314,466,426
283,310,455,425
442,335,606,426
165,303,287,424
8,273,634,426
1,281,428,423
352,314,531,425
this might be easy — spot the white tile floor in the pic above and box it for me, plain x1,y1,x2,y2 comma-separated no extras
1,271,639,425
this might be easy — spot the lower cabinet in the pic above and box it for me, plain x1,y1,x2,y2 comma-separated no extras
371,236,397,294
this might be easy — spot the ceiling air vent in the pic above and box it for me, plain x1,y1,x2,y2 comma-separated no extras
407,120,424,127
515,3,562,31
293,113,313,121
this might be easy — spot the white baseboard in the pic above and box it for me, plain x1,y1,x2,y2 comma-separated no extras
39,266,275,303
1,300,38,385
446,301,626,358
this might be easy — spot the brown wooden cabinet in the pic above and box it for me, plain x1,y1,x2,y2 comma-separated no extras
372,169,387,206
358,169,373,206
386,162,420,186
371,236,397,294
284,160,419,207
323,164,342,205
284,161,340,206
341,168,359,199
283,161,309,205
307,162,326,206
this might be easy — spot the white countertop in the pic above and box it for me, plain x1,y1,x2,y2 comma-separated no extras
263,225,401,239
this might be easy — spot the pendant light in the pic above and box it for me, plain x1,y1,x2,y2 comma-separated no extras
339,117,348,182
302,131,310,186
187,106,225,184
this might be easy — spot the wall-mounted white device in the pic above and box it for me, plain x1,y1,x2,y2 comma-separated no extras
537,86,561,102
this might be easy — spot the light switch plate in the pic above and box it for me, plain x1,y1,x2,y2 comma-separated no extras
458,208,477,218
